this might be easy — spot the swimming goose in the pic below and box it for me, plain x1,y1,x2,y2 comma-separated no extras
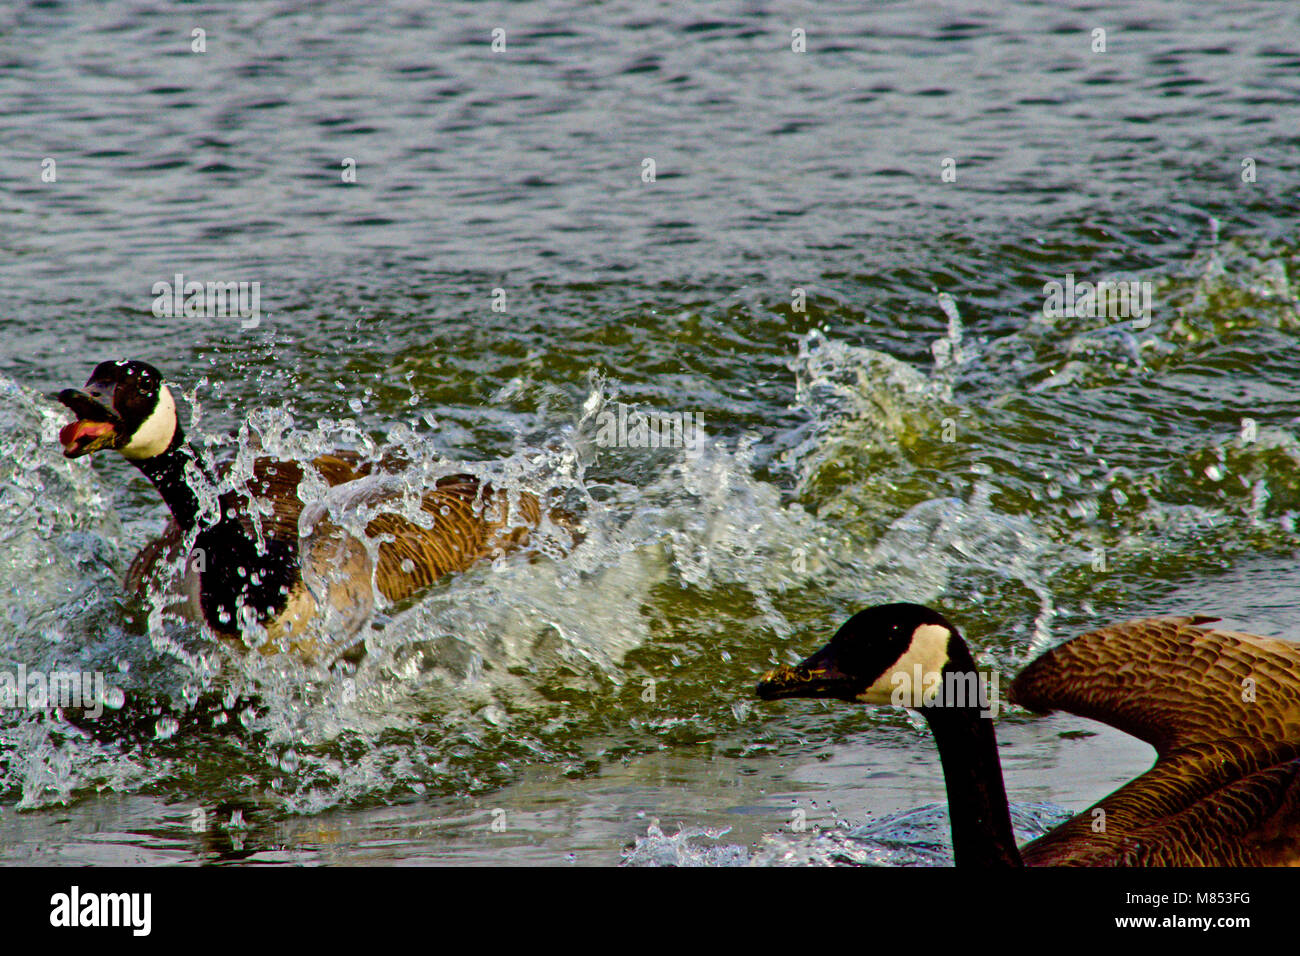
57,360,555,663
756,603,1300,866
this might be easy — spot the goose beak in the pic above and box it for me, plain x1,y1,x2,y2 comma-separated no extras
756,641,857,701
56,387,123,458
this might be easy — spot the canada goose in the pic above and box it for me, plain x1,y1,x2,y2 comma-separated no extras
756,603,1300,866
57,360,557,663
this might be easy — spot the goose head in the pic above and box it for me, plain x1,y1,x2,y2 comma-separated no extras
57,360,178,460
757,603,971,708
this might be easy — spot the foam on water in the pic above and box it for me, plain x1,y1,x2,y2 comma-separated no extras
620,802,1074,867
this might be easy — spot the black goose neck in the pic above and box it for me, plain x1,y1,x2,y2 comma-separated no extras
130,426,214,532
920,637,1023,868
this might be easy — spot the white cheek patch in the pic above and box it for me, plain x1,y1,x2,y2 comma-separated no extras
857,623,952,707
121,385,178,460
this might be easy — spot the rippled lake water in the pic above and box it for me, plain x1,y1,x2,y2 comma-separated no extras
1,1,1298,865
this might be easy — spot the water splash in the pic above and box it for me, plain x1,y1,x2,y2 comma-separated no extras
620,802,1073,867
620,819,750,867
1,367,869,812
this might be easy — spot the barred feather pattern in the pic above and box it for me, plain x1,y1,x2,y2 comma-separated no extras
1009,617,1300,865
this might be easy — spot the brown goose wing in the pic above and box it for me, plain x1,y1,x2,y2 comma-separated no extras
1009,616,1300,754
1010,617,1300,866
238,454,368,541
366,474,545,601
1019,740,1300,866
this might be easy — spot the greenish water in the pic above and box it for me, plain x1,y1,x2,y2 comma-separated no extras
1,1,1298,864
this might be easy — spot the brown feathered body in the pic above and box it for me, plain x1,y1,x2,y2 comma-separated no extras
127,452,545,662
1010,616,1300,866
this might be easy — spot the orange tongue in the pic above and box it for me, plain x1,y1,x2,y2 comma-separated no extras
60,419,114,450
